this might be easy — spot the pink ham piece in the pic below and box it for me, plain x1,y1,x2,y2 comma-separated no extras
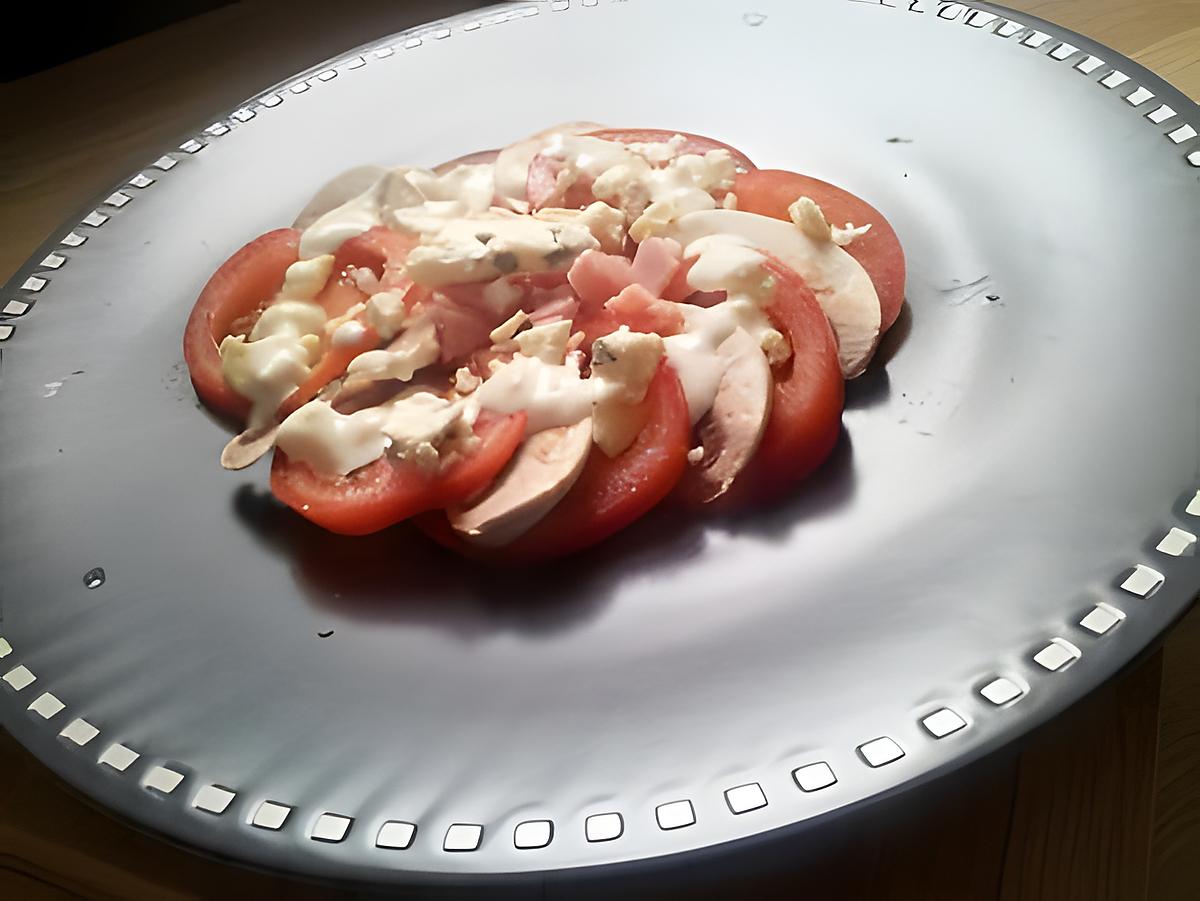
605,284,684,336
567,238,683,310
527,286,581,326
427,294,498,363
629,238,683,297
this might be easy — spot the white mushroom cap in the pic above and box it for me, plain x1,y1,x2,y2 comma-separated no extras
690,328,773,502
449,418,593,547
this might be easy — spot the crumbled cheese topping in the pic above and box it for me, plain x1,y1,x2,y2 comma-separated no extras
788,196,872,247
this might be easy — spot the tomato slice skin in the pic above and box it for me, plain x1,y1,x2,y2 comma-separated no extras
734,169,906,332
183,228,300,423
421,362,690,562
698,256,843,505
270,411,527,536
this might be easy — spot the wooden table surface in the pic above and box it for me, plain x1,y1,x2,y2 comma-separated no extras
2,1,1199,898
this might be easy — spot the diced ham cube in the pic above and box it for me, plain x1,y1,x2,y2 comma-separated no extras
629,237,683,297
604,284,684,337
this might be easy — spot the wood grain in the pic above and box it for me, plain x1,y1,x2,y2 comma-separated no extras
1,1,1198,898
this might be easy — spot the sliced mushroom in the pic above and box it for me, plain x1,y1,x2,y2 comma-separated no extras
448,418,593,547
665,208,881,378
220,423,281,471
291,165,388,230
219,380,347,470
691,328,773,502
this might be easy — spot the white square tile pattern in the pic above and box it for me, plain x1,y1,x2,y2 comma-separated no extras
444,823,483,851
1050,42,1079,60
1034,639,1082,671
1125,86,1155,106
99,743,139,771
60,718,99,746
144,766,184,794
793,761,837,792
312,813,352,842
376,821,416,849
980,677,1024,705
1187,491,1200,516
1076,56,1105,74
585,812,623,842
0,637,11,658
859,737,905,767
251,801,291,830
922,708,967,738
514,820,553,849
1169,124,1198,144
193,785,236,814
1121,564,1164,597
3,665,36,690
1080,604,1125,635
1101,71,1130,89
1157,527,1196,556
655,800,695,830
725,782,767,814
28,692,65,718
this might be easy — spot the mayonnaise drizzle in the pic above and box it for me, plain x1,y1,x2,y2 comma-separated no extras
256,131,806,479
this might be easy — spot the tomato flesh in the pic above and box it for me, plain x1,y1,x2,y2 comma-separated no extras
735,169,906,332
183,228,300,423
270,411,527,536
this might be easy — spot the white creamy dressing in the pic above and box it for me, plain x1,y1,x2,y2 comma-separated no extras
474,355,593,435
299,165,492,258
664,207,881,377
331,319,368,348
401,214,599,287
218,254,335,428
241,129,880,503
276,390,473,477
662,237,784,423
345,316,439,382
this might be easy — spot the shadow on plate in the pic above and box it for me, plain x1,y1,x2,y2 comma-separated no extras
229,425,858,635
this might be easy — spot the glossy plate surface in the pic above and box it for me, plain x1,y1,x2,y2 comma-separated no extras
1,0,1199,885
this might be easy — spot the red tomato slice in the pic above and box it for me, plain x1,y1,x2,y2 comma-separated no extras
421,362,690,561
315,226,417,317
183,228,300,423
734,169,906,332
684,256,843,505
270,411,527,536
